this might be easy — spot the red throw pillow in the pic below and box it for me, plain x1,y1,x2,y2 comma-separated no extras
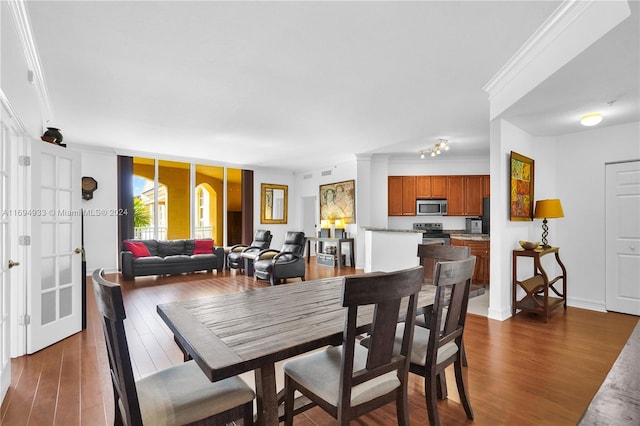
193,239,214,254
124,241,151,258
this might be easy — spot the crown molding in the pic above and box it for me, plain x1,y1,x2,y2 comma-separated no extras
6,0,54,127
483,0,631,120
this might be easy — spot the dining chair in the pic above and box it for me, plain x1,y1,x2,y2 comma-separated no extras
400,257,476,426
282,266,424,425
91,269,255,426
227,229,272,274
253,231,306,286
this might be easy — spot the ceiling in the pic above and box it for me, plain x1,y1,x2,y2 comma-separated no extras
24,1,638,172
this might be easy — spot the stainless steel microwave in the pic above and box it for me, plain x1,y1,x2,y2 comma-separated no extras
416,199,447,216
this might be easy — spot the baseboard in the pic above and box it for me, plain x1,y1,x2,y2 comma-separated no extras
567,297,607,313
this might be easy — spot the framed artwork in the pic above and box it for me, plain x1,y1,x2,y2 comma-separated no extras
510,151,534,221
319,179,355,223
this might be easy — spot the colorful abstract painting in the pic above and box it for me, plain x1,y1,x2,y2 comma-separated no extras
510,151,534,221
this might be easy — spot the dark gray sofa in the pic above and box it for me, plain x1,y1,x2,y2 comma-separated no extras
120,238,224,280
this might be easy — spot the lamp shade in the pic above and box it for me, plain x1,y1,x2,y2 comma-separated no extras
320,219,330,229
534,199,564,219
334,219,344,228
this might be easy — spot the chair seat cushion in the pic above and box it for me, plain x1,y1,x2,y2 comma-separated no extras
283,344,400,407
136,360,254,426
396,323,458,366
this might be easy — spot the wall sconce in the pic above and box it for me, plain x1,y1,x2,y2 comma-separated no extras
534,199,564,248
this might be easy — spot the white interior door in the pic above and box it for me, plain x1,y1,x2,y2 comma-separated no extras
29,142,82,353
0,104,17,402
605,160,640,315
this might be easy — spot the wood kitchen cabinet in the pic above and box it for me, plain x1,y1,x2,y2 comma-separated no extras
446,175,486,216
388,176,416,216
451,238,490,285
416,175,447,198
482,175,490,198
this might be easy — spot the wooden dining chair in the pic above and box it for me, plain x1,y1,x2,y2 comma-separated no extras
282,266,424,426
406,257,476,426
91,269,255,426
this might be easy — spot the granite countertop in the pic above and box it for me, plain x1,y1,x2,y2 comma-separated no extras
448,231,490,241
362,227,423,233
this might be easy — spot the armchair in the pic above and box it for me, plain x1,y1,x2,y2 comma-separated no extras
227,229,272,274
253,231,306,286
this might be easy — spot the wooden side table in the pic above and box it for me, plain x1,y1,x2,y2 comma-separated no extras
512,247,567,322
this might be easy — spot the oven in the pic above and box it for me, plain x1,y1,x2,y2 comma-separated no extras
413,222,451,245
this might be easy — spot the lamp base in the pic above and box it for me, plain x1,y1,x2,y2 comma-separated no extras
541,219,549,247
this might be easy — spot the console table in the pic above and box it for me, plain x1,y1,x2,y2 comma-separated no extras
512,247,567,322
305,237,355,267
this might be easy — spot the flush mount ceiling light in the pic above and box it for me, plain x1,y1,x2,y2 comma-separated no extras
420,139,450,159
580,113,602,126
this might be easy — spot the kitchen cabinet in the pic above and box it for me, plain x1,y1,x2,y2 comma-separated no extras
446,176,465,215
482,175,490,198
451,238,490,285
416,175,447,198
388,176,416,216
464,176,484,216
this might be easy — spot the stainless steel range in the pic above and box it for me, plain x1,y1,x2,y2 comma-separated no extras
413,223,451,245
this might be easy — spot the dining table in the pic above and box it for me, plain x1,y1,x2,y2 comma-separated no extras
156,276,437,426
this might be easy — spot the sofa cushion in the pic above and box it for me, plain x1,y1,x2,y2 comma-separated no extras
158,240,186,257
132,256,164,265
124,241,151,258
193,239,214,254
163,255,192,264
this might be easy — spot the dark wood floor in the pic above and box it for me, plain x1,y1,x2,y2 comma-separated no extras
1,262,638,425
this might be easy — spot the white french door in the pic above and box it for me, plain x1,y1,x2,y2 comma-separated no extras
29,142,82,353
605,160,640,315
0,102,18,402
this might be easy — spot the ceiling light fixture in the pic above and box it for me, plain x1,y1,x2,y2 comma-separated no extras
420,139,450,159
580,113,602,126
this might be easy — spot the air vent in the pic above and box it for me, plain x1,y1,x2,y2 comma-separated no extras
303,173,313,180
321,170,332,176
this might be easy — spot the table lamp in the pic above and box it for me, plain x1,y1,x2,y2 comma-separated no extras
319,220,330,238
534,199,564,248
333,219,345,238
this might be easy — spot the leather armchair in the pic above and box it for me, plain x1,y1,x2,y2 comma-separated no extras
227,230,272,274
253,231,306,286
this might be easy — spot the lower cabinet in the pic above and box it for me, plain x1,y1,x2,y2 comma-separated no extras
451,238,490,285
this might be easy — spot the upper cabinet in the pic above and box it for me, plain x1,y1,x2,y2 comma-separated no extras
388,176,416,216
416,176,447,198
389,174,489,216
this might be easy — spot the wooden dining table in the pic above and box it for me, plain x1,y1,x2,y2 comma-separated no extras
157,276,437,426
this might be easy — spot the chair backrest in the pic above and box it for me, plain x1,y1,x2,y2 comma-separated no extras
427,257,476,368
280,231,306,255
251,230,272,249
91,269,143,426
418,244,471,282
339,266,424,406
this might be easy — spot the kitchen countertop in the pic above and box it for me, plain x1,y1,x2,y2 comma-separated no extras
448,232,490,241
362,227,424,233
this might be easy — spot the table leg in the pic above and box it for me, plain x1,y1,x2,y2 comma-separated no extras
337,243,343,267
306,239,311,264
254,363,279,426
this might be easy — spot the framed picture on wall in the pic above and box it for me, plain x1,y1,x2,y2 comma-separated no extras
510,151,534,221
319,179,355,223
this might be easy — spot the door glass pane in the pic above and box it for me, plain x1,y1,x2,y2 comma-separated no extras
41,291,56,325
41,258,55,290
41,153,55,186
58,190,72,214
58,157,72,189
226,168,242,246
133,157,156,239
58,224,72,252
41,224,55,256
41,188,55,211
195,164,224,243
59,255,72,284
60,287,72,318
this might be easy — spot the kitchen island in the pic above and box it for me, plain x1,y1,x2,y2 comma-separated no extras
362,227,423,273
450,233,490,285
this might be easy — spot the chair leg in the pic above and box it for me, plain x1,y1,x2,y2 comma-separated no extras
284,375,295,426
454,360,474,420
436,373,447,399
396,382,410,426
425,373,440,426
461,339,468,367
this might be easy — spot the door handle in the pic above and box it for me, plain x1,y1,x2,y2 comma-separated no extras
8,260,20,269
74,248,83,254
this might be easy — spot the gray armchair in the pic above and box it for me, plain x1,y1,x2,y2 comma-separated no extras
253,231,306,286
227,230,272,274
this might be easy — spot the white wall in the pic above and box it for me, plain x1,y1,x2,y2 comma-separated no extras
554,121,640,311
